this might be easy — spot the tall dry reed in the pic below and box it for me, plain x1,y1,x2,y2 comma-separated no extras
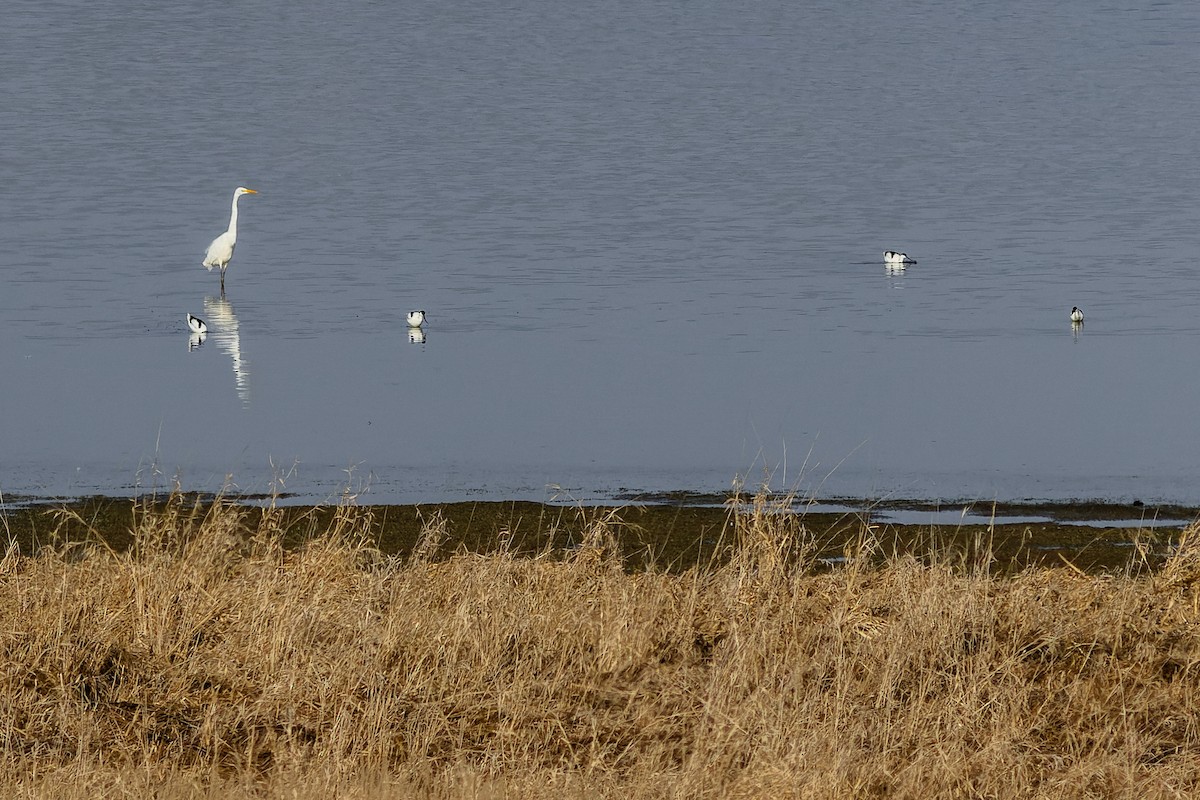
1,490,1199,798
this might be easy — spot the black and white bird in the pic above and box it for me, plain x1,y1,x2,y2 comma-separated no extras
884,251,916,265
407,310,426,328
186,313,208,334
1070,307,1085,323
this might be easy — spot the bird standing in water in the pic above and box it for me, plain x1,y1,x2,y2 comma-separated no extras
1070,307,1084,323
203,187,258,292
186,313,208,334
407,310,426,328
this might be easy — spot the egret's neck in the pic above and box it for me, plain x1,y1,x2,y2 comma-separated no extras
227,193,241,237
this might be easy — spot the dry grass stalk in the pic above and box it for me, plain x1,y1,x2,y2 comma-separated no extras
0,492,1199,798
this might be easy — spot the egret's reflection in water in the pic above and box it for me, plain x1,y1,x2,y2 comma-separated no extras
203,295,250,406
408,327,426,345
187,331,206,351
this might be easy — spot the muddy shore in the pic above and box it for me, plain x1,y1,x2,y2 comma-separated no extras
4,494,1196,574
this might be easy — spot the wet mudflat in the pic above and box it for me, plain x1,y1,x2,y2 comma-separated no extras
5,495,1195,575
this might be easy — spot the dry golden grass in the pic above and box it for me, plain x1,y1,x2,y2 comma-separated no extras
2,491,1200,798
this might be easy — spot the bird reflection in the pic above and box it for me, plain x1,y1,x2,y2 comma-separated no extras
188,332,207,351
408,327,426,344
203,294,251,406
1070,307,1084,342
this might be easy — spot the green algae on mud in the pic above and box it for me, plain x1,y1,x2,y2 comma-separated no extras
3,494,1195,574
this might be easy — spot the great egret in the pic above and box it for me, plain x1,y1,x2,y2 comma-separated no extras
407,310,426,328
884,251,916,265
203,187,258,291
186,313,208,334
1070,307,1084,323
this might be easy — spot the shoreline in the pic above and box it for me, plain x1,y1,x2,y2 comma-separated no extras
7,488,1198,519
4,493,1195,575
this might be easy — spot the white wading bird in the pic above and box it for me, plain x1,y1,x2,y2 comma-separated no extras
203,187,258,291
407,310,426,328
186,313,208,334
1070,307,1084,323
884,251,916,265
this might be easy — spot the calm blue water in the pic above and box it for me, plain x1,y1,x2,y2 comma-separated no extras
5,0,1200,505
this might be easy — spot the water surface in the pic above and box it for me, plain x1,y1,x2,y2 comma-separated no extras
4,1,1200,504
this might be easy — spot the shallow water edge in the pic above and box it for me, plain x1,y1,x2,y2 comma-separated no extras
4,494,1195,575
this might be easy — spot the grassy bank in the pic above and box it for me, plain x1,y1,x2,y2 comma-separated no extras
2,492,1200,798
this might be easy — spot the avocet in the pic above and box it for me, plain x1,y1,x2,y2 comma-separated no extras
186,313,208,334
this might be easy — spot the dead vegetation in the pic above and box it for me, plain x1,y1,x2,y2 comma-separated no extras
2,490,1200,798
